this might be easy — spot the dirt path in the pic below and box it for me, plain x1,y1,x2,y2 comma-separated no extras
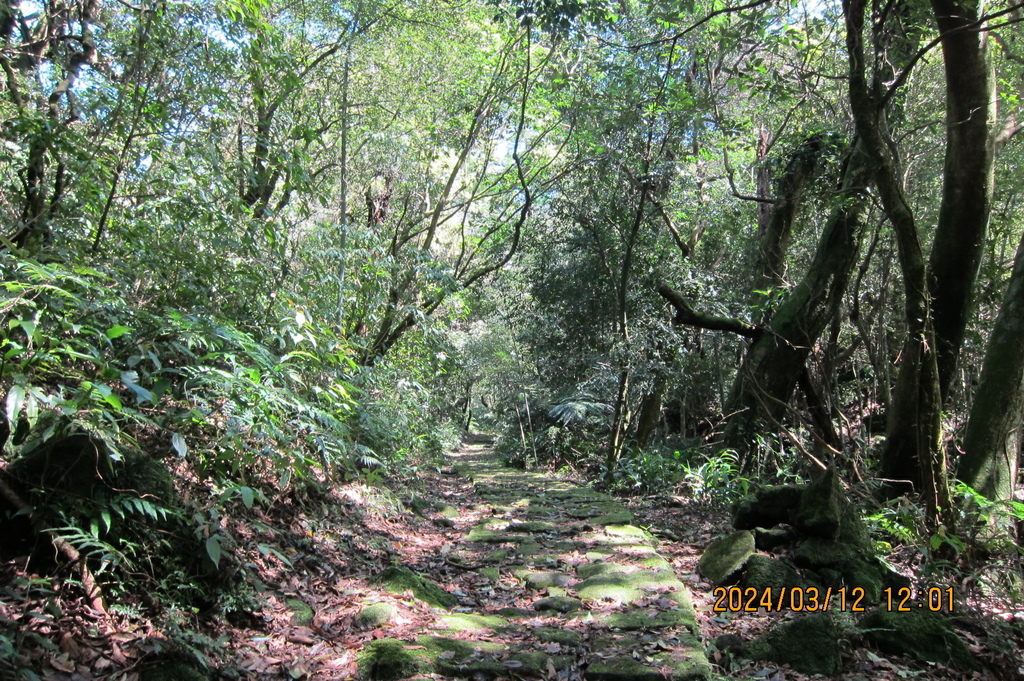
360,444,712,680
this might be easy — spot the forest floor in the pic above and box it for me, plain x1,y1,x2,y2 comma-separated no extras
2,441,1022,681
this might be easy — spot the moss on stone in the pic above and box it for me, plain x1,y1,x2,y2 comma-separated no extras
477,566,500,583
535,627,581,646
507,520,558,533
466,527,531,543
861,608,975,670
286,598,314,627
591,510,635,525
373,566,456,609
604,525,651,540
438,505,459,518
697,530,755,585
576,561,628,580
517,570,572,589
533,596,582,612
745,613,841,675
357,639,419,680
732,484,804,530
357,602,398,628
496,607,533,618
575,570,681,605
435,613,507,634
741,554,807,593
484,548,510,564
587,633,711,681
600,607,696,631
140,657,210,681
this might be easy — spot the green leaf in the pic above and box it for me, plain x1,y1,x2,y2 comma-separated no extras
105,325,131,340
5,384,25,422
205,535,222,568
171,432,188,457
121,371,154,404
239,486,255,509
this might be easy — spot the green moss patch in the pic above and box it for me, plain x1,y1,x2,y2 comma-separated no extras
357,602,398,628
466,527,533,543
577,562,629,580
516,570,572,589
591,510,635,525
697,530,754,585
435,613,508,634
477,566,500,583
358,639,419,680
598,607,697,631
286,598,314,627
587,633,711,681
535,627,581,646
746,613,841,675
507,521,557,533
373,566,457,609
861,608,975,669
533,596,583,612
575,570,682,605
604,525,651,540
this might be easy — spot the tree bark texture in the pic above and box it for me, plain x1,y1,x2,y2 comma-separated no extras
927,0,997,401
721,140,872,457
958,230,1024,501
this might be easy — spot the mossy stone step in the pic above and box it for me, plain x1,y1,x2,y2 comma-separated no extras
433,448,711,681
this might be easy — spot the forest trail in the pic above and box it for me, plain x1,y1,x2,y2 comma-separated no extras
361,442,712,680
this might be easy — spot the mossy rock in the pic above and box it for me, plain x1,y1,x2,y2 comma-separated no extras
533,596,582,612
140,655,211,681
793,468,847,540
754,526,798,551
358,639,419,680
373,566,456,609
496,607,533,618
604,525,651,540
466,526,532,543
741,554,807,593
436,613,507,634
357,602,398,628
575,569,681,605
406,496,436,516
861,608,976,670
484,548,510,564
599,605,697,631
697,530,755,585
517,570,572,589
477,566,500,583
438,505,459,518
286,598,315,626
588,633,711,680
535,627,581,646
746,613,841,675
792,539,885,602
507,520,558,533
591,510,635,525
732,485,804,530
577,562,628,580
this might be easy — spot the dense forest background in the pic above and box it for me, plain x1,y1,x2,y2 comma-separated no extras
2,0,1024,676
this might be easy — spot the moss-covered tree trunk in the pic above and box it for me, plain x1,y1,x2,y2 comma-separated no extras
877,0,996,501
843,0,950,521
957,230,1024,501
721,142,872,456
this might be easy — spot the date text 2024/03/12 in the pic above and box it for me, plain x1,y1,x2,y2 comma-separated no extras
711,586,955,613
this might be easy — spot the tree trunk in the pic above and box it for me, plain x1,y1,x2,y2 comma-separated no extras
926,0,997,401
844,0,949,520
957,230,1024,501
722,140,872,457
877,0,996,503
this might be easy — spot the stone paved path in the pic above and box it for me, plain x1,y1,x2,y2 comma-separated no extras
360,444,712,681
